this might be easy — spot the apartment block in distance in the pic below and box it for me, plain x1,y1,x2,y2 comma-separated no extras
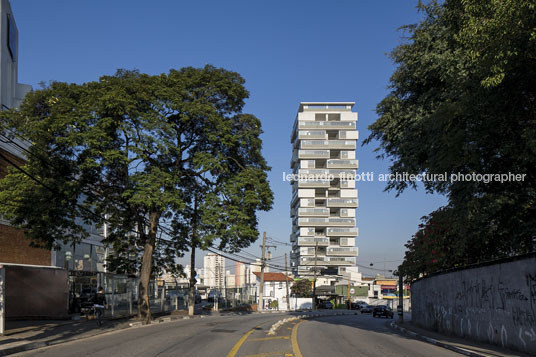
203,253,225,291
290,102,359,285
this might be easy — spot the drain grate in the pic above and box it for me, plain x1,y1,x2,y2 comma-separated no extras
211,329,237,333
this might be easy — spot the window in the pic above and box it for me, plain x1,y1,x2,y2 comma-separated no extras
7,14,17,61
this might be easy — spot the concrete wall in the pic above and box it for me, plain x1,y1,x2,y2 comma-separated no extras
411,253,536,354
5,264,69,319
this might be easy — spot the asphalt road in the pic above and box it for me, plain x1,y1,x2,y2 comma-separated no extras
17,311,461,357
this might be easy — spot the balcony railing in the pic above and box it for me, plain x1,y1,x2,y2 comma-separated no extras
298,217,355,227
298,121,356,130
299,256,356,266
299,247,318,256
298,169,356,178
300,140,356,150
326,247,358,256
327,159,359,169
298,208,330,216
298,150,330,159
326,227,359,236
297,180,330,188
326,198,358,208
297,237,329,246
299,198,315,208
298,130,327,140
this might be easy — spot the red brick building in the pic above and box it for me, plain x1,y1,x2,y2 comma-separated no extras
0,0,47,266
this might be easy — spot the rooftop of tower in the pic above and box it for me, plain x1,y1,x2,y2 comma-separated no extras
298,102,355,112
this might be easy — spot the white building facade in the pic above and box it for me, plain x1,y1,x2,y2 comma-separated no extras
203,253,225,290
254,272,290,311
290,102,359,285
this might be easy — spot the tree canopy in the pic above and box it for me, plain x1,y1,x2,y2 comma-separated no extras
0,65,273,320
291,279,312,298
365,0,536,281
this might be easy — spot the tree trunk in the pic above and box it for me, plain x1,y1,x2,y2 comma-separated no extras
188,196,199,317
137,211,160,323
188,243,196,317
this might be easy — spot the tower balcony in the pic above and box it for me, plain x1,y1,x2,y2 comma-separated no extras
298,207,330,217
327,159,359,169
298,150,330,159
298,121,356,130
298,130,327,140
299,256,356,266
326,227,359,236
300,140,356,150
326,247,358,256
326,198,358,208
298,217,355,227
297,236,329,246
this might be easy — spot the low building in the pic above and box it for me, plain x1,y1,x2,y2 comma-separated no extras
254,272,291,311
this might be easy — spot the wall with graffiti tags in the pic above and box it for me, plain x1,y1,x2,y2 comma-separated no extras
411,252,536,354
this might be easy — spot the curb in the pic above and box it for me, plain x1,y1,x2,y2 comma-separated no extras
390,321,487,357
267,311,358,335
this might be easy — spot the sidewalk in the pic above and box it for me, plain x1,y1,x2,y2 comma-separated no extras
0,309,206,357
391,316,532,357
0,314,152,356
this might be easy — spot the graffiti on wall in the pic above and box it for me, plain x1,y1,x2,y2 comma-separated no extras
412,257,536,354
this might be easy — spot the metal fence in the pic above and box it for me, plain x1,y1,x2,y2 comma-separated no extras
69,272,191,318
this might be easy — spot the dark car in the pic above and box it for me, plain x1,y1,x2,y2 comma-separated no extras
360,304,372,313
318,300,333,309
373,305,394,318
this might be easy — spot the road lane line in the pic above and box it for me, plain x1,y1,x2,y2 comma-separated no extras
227,327,257,357
248,336,290,342
290,320,305,357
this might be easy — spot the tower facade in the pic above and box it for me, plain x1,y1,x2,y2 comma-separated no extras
290,102,359,284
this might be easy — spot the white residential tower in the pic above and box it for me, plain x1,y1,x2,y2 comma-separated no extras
290,102,359,285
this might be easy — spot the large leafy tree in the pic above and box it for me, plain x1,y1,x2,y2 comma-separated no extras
291,279,312,298
0,65,273,322
366,0,536,278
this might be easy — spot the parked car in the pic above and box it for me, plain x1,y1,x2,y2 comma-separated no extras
373,305,394,318
318,300,333,309
207,290,221,302
351,301,368,310
360,304,372,313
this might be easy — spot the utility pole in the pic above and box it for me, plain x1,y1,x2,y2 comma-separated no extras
285,253,290,311
347,280,351,310
258,232,267,312
312,242,318,311
258,232,276,312
398,271,404,323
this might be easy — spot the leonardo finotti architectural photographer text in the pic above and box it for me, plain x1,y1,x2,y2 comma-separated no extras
282,172,527,183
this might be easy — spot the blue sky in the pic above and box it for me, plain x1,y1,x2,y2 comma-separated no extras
11,0,447,276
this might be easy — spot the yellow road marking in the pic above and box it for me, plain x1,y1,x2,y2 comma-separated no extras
291,320,305,357
227,327,258,357
248,336,290,342
287,327,292,330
